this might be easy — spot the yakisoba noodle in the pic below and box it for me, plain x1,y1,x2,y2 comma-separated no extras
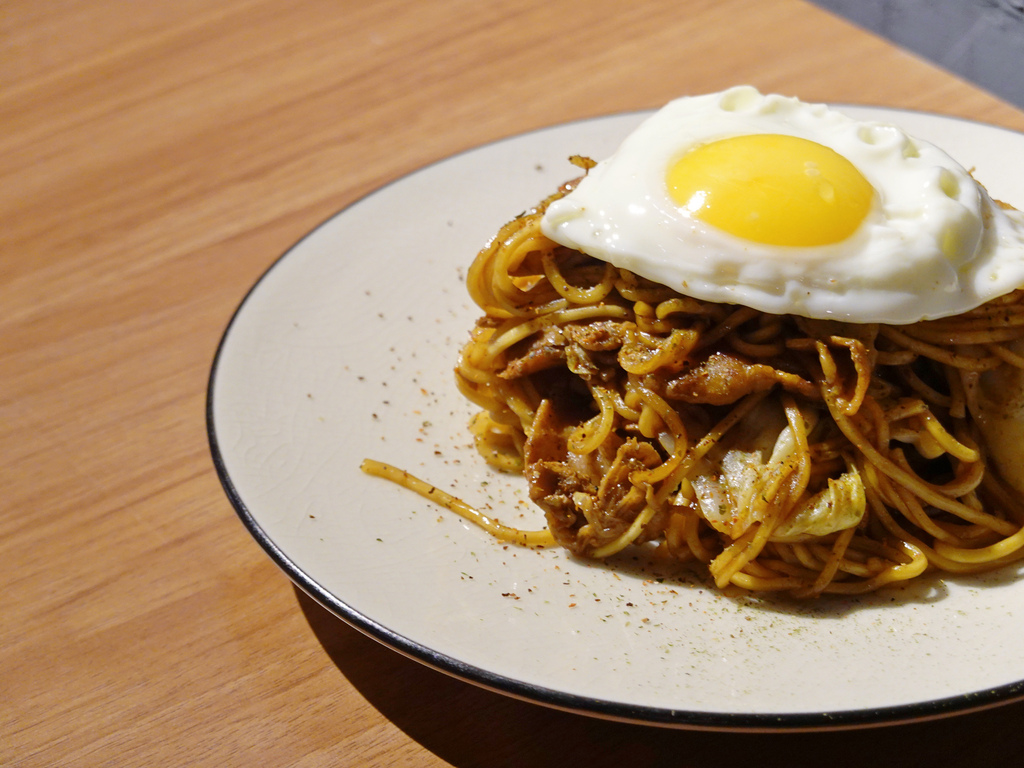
363,172,1024,598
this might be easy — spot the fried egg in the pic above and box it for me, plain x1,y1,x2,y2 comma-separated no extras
540,86,1024,323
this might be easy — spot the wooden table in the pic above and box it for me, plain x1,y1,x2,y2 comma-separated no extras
5,1,1024,765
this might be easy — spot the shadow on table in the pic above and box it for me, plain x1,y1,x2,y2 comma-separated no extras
295,587,1024,768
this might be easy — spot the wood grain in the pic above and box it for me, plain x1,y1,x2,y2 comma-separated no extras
3,1,1024,765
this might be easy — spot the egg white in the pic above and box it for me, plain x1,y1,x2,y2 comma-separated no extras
540,86,1024,324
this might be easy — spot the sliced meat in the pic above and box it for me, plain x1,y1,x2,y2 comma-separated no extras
665,351,817,405
500,327,567,378
564,320,630,351
524,399,661,554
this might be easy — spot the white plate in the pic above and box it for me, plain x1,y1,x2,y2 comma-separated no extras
208,107,1024,730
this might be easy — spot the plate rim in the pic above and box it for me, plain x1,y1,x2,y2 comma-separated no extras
207,103,1024,731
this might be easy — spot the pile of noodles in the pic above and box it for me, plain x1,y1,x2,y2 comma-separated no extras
364,177,1024,598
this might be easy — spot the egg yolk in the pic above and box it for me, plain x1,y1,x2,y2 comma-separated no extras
667,134,874,247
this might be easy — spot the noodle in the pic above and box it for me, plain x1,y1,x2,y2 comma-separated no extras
364,178,1024,598
360,458,556,548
